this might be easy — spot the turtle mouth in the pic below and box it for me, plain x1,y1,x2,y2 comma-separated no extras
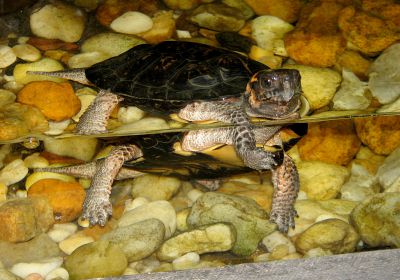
245,96,302,120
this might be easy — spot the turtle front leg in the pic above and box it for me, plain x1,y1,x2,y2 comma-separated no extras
179,101,283,170
76,89,123,135
82,144,143,226
270,154,299,233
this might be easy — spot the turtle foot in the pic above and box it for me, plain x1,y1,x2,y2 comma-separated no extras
270,206,297,233
243,147,284,171
82,193,113,226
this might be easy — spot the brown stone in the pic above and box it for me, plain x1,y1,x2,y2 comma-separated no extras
0,197,54,242
354,116,400,155
244,0,302,23
297,120,361,165
27,37,79,51
138,11,176,44
28,179,86,223
335,50,372,80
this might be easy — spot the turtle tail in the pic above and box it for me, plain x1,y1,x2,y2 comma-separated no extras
26,68,93,86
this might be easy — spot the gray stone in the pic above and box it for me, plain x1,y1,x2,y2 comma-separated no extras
0,233,61,268
187,192,276,256
102,219,165,262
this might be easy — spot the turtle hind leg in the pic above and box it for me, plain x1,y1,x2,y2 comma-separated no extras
270,154,299,233
27,69,92,85
76,89,123,135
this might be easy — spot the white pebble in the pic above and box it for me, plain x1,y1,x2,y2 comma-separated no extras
0,159,29,186
124,197,150,212
24,153,49,169
262,231,296,254
59,233,94,255
16,190,28,198
44,267,69,280
47,223,78,243
0,45,17,68
44,119,71,136
176,30,191,39
10,257,63,278
172,252,200,270
67,51,110,68
110,11,153,35
118,106,146,124
114,117,170,133
12,44,41,62
187,189,204,203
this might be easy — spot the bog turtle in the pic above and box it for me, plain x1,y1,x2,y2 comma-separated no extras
29,41,303,232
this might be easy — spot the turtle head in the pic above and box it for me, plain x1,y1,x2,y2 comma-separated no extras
243,69,302,119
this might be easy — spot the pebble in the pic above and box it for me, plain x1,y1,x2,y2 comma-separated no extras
23,153,49,169
29,3,85,42
222,0,254,20
295,219,359,254
336,50,371,80
72,93,97,122
25,172,76,191
67,51,111,68
130,174,181,201
187,189,204,203
297,120,361,165
303,247,333,258
190,4,246,32
24,273,44,280
187,192,276,256
43,137,98,161
111,11,153,34
0,89,16,107
0,234,60,268
124,197,150,212
81,32,145,57
17,81,81,122
131,255,161,273
0,159,28,186
44,267,69,280
118,106,146,124
44,120,71,136
172,252,200,271
13,58,64,85
158,223,235,261
176,208,190,232
59,233,95,255
251,15,293,52
28,179,85,223
377,146,400,192
163,0,200,10
118,200,176,239
10,257,63,279
138,11,176,44
101,218,165,262
12,44,41,62
64,240,127,280
0,45,17,68
47,223,78,243
350,192,400,248
114,117,170,133
332,69,370,110
297,160,349,200
283,64,342,110
354,116,400,155
0,268,21,280
244,0,301,23
262,231,296,256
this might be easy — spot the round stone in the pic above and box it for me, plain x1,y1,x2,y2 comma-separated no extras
110,11,153,35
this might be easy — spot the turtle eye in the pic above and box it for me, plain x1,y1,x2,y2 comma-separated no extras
264,79,272,87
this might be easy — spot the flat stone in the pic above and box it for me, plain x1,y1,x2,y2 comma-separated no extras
13,58,64,85
10,257,63,279
110,11,153,34
130,174,181,201
43,137,98,162
12,44,41,62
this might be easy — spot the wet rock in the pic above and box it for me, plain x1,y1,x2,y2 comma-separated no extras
189,4,246,32
12,44,41,62
350,193,400,248
354,116,400,155
17,81,81,122
47,223,78,243
117,106,145,124
297,161,349,200
65,240,128,280
114,117,170,133
176,208,190,232
297,120,361,165
67,52,110,68
187,192,276,256
284,0,347,67
130,174,181,201
295,218,359,254
44,267,69,280
283,64,342,110
45,119,71,136
0,268,20,280
0,89,16,108
251,15,293,52
110,11,153,34
332,69,370,110
303,247,333,258
0,198,54,243
25,172,76,191
28,179,85,223
222,0,254,20
10,257,63,279
59,233,95,255
377,146,400,192
43,137,98,161
101,219,165,262
30,3,86,43
81,33,145,58
23,153,49,169
336,50,371,80
368,43,400,104
118,200,176,239
0,45,17,68
172,252,200,271
138,11,176,44
352,146,385,175
13,58,64,85
163,0,200,10
244,0,301,23
0,159,28,186
0,234,60,268
338,6,400,55
261,231,296,259
157,223,235,261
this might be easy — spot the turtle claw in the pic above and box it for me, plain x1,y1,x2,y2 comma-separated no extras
82,197,113,227
244,147,283,170
270,207,297,233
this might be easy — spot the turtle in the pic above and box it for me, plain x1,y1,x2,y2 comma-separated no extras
29,41,303,232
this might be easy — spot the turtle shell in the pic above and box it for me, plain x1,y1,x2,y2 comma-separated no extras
114,123,307,180
85,41,268,114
